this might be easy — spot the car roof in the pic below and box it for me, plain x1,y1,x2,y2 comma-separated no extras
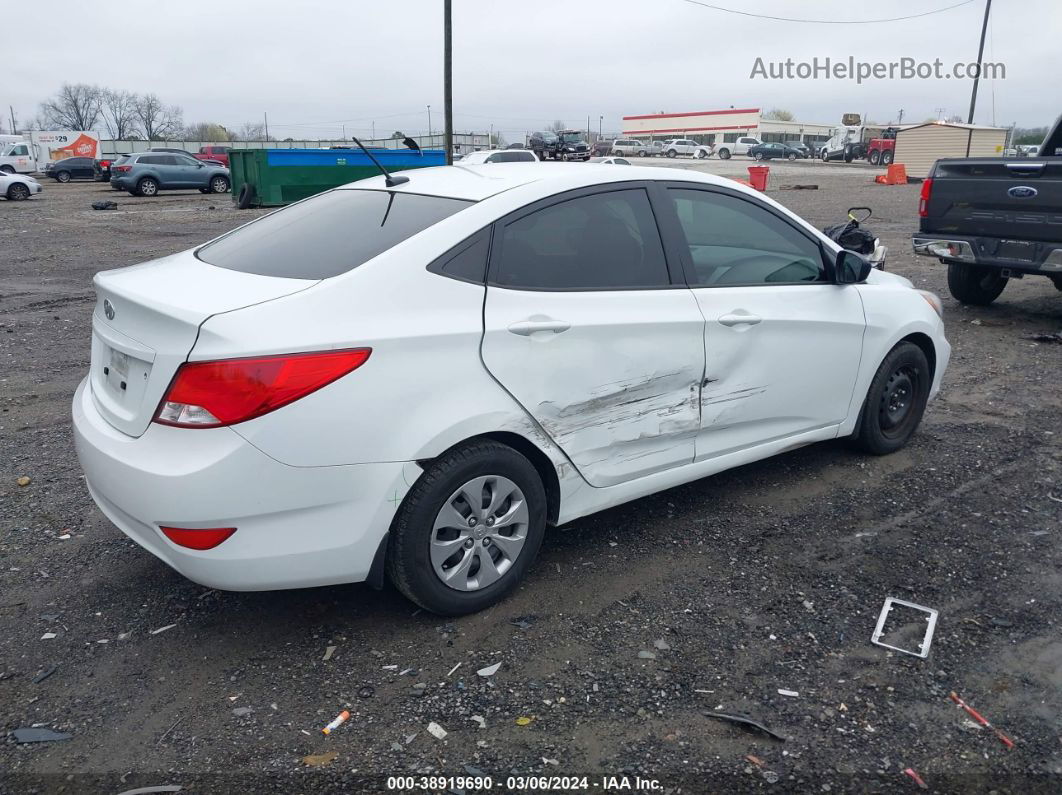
339,162,744,202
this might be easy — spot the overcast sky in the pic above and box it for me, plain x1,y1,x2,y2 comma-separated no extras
6,0,1059,141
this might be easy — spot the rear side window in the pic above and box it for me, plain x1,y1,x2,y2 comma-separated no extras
198,189,473,279
492,189,669,290
138,155,165,165
485,151,535,163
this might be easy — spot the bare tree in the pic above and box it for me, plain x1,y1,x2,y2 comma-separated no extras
39,83,103,130
100,89,138,139
134,93,183,140
237,122,270,141
548,120,566,132
762,108,795,121
185,122,231,141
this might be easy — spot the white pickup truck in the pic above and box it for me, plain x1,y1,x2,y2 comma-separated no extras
712,135,762,160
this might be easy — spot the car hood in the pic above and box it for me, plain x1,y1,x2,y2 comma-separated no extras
865,269,913,288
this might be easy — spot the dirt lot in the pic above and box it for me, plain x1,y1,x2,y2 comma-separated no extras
1,168,1060,794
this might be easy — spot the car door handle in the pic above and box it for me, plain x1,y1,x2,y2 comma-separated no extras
718,312,762,327
507,319,571,336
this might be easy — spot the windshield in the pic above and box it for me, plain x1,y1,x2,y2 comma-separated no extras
198,188,473,279
559,133,583,143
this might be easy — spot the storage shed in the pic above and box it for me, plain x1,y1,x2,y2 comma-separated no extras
892,122,1009,178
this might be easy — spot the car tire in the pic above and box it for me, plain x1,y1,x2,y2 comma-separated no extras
718,148,731,160
821,149,829,161
136,177,159,197
853,342,931,456
235,182,256,209
754,152,765,160
787,153,797,161
638,150,648,157
210,175,230,194
946,263,1007,305
386,439,547,616
868,150,881,165
0,165,14,174
55,171,71,183
6,183,30,201
881,150,894,165
666,149,677,158
614,150,623,157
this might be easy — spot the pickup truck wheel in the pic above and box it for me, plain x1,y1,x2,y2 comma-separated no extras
868,150,881,165
386,440,546,616
717,148,731,160
0,165,14,174
947,263,1007,305
638,150,648,157
136,177,159,197
854,342,930,455
881,151,894,165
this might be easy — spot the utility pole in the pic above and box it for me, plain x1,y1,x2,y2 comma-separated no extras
263,112,269,141
967,0,992,124
371,121,375,140
427,105,432,141
444,0,453,164
897,109,904,125
599,115,603,140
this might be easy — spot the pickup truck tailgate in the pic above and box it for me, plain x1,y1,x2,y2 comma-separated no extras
924,159,1062,242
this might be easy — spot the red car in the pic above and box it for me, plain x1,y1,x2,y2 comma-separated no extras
194,146,230,167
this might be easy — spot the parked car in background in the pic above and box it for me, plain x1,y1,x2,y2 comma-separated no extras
610,139,647,157
43,156,95,182
587,156,631,165
148,147,224,166
748,142,803,161
645,141,665,157
506,143,526,150
110,152,230,196
458,149,538,164
590,139,614,157
195,146,230,167
662,139,701,158
913,113,1062,305
693,143,715,159
1,171,42,200
786,141,811,158
713,136,762,160
527,130,559,160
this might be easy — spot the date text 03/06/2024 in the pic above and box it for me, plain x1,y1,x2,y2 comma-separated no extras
385,774,663,791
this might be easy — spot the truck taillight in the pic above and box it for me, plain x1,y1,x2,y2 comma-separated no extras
918,178,933,217
154,349,371,428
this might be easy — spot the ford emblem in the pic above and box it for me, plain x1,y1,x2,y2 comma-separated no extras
103,299,115,320
1007,186,1038,199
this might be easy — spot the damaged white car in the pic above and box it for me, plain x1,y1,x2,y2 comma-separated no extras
73,163,949,615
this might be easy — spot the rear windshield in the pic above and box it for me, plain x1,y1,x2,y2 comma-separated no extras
197,189,473,279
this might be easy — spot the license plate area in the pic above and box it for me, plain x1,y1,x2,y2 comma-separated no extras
997,240,1037,262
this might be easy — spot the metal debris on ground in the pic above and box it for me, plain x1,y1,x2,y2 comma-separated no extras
427,721,448,740
321,710,350,735
302,750,338,767
149,624,177,635
903,767,929,789
13,727,72,743
704,711,786,741
32,664,58,684
871,597,938,658
477,662,502,677
949,691,1015,749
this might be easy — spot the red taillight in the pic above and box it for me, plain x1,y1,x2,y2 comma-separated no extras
160,526,237,550
918,178,933,217
154,348,371,428
115,165,132,173
100,160,112,167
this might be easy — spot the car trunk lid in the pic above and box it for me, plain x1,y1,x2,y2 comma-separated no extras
926,158,1062,242
90,251,314,437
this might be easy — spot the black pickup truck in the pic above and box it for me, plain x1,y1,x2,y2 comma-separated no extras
912,115,1062,305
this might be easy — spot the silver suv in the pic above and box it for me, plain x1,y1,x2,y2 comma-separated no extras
662,139,700,158
610,138,647,157
109,152,230,197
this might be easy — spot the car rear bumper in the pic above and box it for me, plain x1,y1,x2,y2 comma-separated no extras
109,177,134,190
72,377,408,591
912,234,1062,276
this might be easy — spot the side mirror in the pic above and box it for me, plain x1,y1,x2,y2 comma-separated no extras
835,249,872,284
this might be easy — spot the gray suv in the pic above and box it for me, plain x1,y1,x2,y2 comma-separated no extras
110,152,230,197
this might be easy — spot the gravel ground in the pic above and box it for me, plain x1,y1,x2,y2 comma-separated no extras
1,169,1060,795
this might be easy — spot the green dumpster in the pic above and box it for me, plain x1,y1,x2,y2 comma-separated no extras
229,148,447,208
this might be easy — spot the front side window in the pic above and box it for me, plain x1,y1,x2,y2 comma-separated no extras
493,189,669,290
669,188,825,287
199,189,472,279
485,151,535,163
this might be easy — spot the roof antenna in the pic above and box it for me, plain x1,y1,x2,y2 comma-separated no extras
351,136,408,187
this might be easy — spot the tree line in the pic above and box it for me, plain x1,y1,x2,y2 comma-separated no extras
29,83,272,142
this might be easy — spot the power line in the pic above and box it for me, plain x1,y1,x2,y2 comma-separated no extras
681,0,975,24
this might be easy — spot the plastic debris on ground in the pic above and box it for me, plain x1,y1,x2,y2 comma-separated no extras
32,664,58,684
903,767,929,789
653,639,671,650
427,721,447,740
470,715,486,729
323,645,336,661
704,711,786,741
150,624,177,635
777,689,799,698
302,750,338,767
515,716,534,726
949,691,1014,749
91,201,118,210
40,632,57,640
477,662,502,677
13,727,72,743
321,710,350,735
637,650,657,660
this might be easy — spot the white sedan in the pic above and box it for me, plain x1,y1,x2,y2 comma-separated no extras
2,171,42,200
73,163,949,615
458,149,538,164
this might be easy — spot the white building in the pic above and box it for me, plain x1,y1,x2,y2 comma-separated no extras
621,108,835,148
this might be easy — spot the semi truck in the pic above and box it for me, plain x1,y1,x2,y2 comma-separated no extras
0,130,103,174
